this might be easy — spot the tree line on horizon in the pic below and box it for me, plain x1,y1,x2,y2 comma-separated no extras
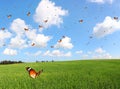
0,60,23,65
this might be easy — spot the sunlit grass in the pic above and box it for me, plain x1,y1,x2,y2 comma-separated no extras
0,60,120,89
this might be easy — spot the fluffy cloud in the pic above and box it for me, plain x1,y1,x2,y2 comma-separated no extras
43,50,51,56
76,47,112,59
43,50,72,57
93,48,112,59
54,36,73,49
25,51,41,56
92,48,112,59
10,18,51,48
93,16,120,38
3,48,17,56
0,30,12,47
88,0,113,4
95,47,105,53
26,31,51,47
34,0,68,29
25,29,37,40
93,52,112,59
9,36,27,49
31,34,51,47
76,50,83,54
10,18,28,37
0,30,12,40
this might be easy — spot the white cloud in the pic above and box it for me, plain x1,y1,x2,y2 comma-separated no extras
33,34,51,47
51,50,63,57
0,30,12,47
43,50,72,57
87,51,92,54
76,48,112,59
26,31,51,47
34,51,42,56
10,18,51,48
88,0,113,4
25,51,41,56
9,36,27,49
93,52,112,59
10,18,29,37
93,16,120,38
54,36,73,49
0,30,12,41
25,29,37,40
34,0,68,29
76,50,83,54
95,47,106,53
93,47,112,59
64,52,72,57
3,48,17,56
43,50,51,56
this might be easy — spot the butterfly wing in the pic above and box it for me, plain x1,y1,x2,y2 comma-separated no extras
29,69,37,78
26,67,43,78
37,69,43,77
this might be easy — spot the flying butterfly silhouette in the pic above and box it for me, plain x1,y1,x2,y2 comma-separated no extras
114,17,118,21
62,36,66,38
27,12,31,16
58,39,62,43
51,45,54,48
39,25,43,29
26,67,43,78
31,43,35,46
24,28,29,31
89,36,93,39
1,27,5,30
7,14,12,18
79,19,83,23
44,20,48,23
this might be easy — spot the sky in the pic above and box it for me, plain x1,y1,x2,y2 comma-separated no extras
0,0,120,62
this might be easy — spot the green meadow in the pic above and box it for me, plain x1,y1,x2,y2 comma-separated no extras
0,60,120,89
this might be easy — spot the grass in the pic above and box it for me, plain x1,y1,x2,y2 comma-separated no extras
0,59,120,89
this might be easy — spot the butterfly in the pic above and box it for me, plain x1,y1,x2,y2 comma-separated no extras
89,36,93,39
24,28,29,31
58,39,62,43
27,12,31,16
26,67,43,78
31,43,35,46
79,19,83,23
39,25,43,29
44,20,48,23
7,14,12,18
51,45,54,48
113,17,118,21
1,27,5,30
62,36,66,38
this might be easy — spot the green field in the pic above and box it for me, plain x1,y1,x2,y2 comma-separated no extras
0,60,120,89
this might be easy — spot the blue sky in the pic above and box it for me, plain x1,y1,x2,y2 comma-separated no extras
0,0,120,62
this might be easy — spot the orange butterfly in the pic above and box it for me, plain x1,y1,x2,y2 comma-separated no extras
26,67,43,78
58,39,62,43
31,43,35,46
